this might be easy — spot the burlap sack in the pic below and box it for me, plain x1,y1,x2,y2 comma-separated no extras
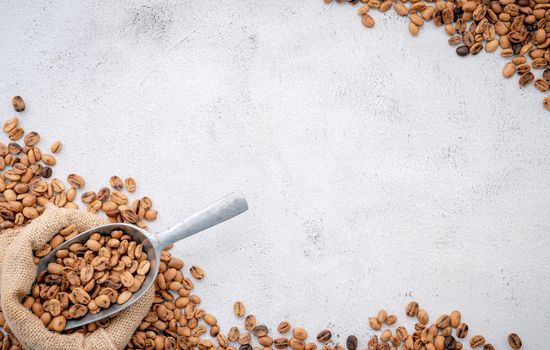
0,204,154,350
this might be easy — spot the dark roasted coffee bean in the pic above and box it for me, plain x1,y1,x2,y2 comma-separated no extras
346,335,358,350
456,46,469,56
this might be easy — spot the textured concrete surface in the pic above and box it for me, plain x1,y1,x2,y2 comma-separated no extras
1,0,549,348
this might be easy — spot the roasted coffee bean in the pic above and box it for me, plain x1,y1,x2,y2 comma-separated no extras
275,337,289,349
346,335,358,350
470,335,485,348
317,330,332,343
508,333,522,349
12,96,25,112
234,301,246,317
456,45,470,56
444,336,456,350
456,323,468,338
406,301,420,317
278,321,291,334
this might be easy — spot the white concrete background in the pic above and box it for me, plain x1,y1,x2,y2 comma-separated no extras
1,0,549,348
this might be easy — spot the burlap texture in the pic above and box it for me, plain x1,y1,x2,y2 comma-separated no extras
0,204,154,350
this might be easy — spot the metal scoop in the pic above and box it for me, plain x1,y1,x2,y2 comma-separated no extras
35,191,248,330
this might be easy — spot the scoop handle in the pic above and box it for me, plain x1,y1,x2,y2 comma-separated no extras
155,191,248,249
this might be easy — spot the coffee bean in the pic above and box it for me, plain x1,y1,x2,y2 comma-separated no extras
470,335,485,348
234,301,246,318
12,96,25,112
456,45,470,56
346,335,358,350
405,301,419,317
508,333,522,349
317,330,332,343
445,336,456,350
456,323,468,338
275,337,289,349
278,321,291,334
293,327,308,341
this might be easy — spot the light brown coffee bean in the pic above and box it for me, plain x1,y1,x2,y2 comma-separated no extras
24,132,40,146
470,335,485,348
535,78,549,92
436,314,450,328
417,309,429,324
245,314,257,331
234,301,246,318
385,314,397,325
456,323,468,338
409,22,419,36
380,329,392,342
50,140,62,153
293,327,307,341
405,301,419,317
67,174,85,189
190,265,205,280
519,72,534,87
228,327,240,342
508,333,522,349
9,127,24,141
317,330,331,343
502,62,516,78
12,96,25,112
124,177,137,192
289,338,305,350
110,175,123,190
278,321,291,334
449,310,461,327
48,315,66,332
362,13,375,28
117,290,132,304
42,154,56,166
275,337,289,349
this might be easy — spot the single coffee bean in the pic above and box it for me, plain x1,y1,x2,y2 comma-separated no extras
508,333,522,349
483,344,495,350
254,325,269,337
234,301,246,318
346,335,358,350
436,314,450,328
367,336,378,350
417,309,429,324
293,327,308,341
456,46,470,56
275,337,289,349
317,330,332,343
470,335,485,348
385,314,397,325
449,310,461,327
405,301,419,317
456,323,468,338
12,96,25,112
278,321,291,334
244,314,257,331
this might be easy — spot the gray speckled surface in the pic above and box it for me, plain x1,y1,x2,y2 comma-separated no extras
0,0,549,348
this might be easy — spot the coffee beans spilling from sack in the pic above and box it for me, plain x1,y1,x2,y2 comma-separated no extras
0,97,525,350
27,229,152,331
325,0,550,111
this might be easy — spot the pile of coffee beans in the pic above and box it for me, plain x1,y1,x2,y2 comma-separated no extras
325,0,550,110
26,229,151,331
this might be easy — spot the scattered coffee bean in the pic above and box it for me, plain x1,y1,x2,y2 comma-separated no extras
12,96,25,112
346,335,358,350
508,333,522,349
470,335,485,348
